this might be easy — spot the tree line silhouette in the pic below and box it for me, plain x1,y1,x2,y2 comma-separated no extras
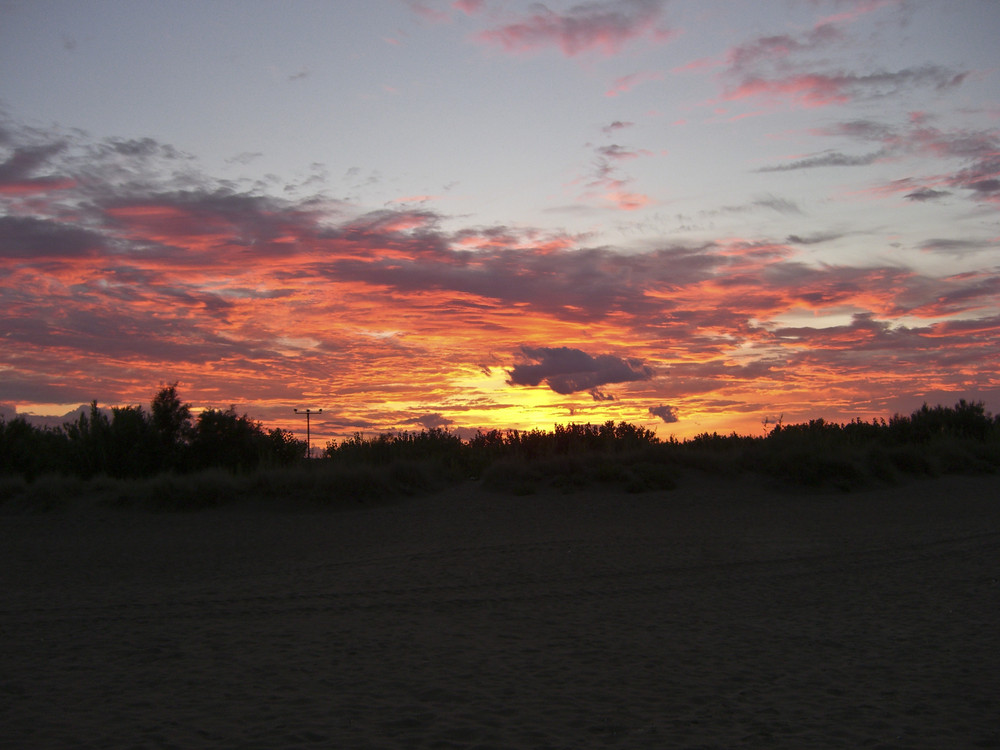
0,384,306,480
1,385,998,492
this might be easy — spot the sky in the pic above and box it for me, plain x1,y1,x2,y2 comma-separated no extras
1,0,999,446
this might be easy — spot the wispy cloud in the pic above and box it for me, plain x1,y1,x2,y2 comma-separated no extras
475,0,673,57
605,69,663,97
756,149,886,172
762,117,1000,205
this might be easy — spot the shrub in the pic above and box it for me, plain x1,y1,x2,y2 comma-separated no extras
0,474,27,504
142,469,241,511
623,461,678,493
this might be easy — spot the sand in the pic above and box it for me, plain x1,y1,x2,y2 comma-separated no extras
2,473,999,749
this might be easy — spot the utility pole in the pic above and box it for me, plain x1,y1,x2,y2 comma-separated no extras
294,407,323,458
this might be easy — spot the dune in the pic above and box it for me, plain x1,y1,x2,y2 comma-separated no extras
2,473,998,748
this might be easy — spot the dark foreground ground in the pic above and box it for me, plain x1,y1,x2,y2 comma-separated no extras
2,473,999,749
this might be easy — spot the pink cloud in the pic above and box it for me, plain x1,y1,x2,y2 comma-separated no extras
725,67,966,111
4,113,1000,439
817,0,902,27
475,0,672,57
452,0,484,14
606,189,650,210
725,74,852,108
605,69,664,97
406,1,451,24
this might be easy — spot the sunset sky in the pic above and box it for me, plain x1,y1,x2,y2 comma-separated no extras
2,0,999,446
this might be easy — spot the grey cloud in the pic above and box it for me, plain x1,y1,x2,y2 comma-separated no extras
477,0,669,56
726,22,843,74
0,215,105,258
809,119,999,204
507,346,653,395
823,66,966,99
968,178,1000,194
602,120,634,134
0,142,67,182
597,144,642,160
105,137,188,160
827,119,898,142
921,238,996,255
708,195,802,217
648,404,679,423
785,232,843,245
405,413,454,430
757,150,884,172
904,188,951,202
752,195,802,214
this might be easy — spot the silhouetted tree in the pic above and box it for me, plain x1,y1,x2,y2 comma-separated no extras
266,427,309,465
63,401,112,478
107,405,157,477
151,383,193,470
189,407,270,472
1,416,66,479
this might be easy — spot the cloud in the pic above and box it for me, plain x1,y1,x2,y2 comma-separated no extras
601,120,634,134
605,70,663,97
0,141,77,194
785,232,844,245
453,0,484,14
756,149,885,172
800,119,1000,203
2,113,999,436
904,187,951,202
703,195,803,219
475,0,672,57
725,23,844,76
407,1,452,24
920,238,997,255
507,346,654,395
0,215,105,258
648,404,679,423
715,9,968,111
579,138,655,211
405,412,454,430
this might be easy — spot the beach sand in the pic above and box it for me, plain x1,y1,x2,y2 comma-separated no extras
2,473,999,749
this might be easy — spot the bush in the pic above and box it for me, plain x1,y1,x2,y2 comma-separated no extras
142,470,241,511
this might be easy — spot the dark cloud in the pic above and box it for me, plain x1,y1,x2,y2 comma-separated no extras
757,149,884,172
727,66,967,109
920,238,997,255
648,404,679,423
752,195,802,214
709,195,802,216
405,413,454,430
589,389,616,401
0,215,105,258
785,232,843,245
602,120,634,134
476,0,670,56
726,23,843,75
806,120,1000,204
507,346,653,395
968,178,1000,194
904,187,951,202
0,142,66,182
596,144,644,160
